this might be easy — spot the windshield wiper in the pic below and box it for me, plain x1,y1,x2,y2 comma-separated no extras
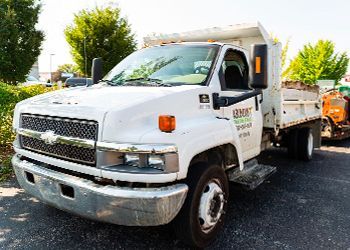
99,78,172,87
98,79,116,86
123,77,162,83
122,77,172,87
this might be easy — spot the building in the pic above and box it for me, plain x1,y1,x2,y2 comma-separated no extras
29,61,39,79
39,72,51,82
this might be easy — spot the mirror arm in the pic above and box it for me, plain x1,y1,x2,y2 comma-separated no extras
213,89,262,110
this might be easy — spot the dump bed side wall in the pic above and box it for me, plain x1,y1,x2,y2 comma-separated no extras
262,43,322,130
279,86,321,128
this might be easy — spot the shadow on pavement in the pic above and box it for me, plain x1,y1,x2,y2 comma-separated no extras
321,137,350,148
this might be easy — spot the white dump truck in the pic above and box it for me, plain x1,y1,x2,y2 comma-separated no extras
12,23,321,247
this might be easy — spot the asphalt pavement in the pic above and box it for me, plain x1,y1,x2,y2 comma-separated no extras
1,139,349,249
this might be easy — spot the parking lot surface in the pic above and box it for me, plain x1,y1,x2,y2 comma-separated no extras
1,140,349,249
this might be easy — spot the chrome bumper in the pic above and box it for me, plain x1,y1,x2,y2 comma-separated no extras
12,154,188,226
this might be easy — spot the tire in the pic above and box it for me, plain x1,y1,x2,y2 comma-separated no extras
287,129,299,159
172,163,229,248
297,128,314,161
321,117,334,138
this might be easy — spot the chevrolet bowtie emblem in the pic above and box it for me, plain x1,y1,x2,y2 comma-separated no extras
40,130,59,145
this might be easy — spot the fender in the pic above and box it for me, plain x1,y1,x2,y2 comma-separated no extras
141,116,244,180
178,118,243,179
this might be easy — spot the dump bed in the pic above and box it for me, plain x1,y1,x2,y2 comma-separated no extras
266,81,321,129
144,23,322,130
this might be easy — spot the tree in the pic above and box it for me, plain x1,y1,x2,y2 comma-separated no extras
281,39,290,71
65,6,136,76
0,0,44,84
285,40,349,84
57,64,80,74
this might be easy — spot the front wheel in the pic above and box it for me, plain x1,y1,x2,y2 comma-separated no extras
173,163,229,248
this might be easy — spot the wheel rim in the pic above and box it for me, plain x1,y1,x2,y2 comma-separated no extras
307,131,313,157
198,179,225,233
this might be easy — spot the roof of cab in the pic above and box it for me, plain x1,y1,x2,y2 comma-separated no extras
146,41,245,50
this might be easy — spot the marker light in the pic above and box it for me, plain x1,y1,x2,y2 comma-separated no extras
159,115,176,133
255,56,261,73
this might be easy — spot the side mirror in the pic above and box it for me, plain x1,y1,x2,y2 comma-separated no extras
250,44,268,89
91,58,103,86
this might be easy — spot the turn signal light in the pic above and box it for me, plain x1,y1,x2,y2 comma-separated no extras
159,115,176,133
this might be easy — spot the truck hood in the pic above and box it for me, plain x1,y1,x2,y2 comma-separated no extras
13,84,213,141
29,84,194,110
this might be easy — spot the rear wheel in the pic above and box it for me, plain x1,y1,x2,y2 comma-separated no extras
297,128,314,161
173,163,229,248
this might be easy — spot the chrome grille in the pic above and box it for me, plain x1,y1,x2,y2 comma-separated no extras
20,114,98,165
21,137,96,164
21,114,97,140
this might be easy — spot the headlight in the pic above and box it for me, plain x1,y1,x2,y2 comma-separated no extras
124,153,140,167
123,153,178,173
148,154,165,170
124,153,165,170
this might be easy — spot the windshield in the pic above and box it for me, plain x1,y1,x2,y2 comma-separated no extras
104,44,219,86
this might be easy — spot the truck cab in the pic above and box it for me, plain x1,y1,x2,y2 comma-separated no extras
12,23,321,248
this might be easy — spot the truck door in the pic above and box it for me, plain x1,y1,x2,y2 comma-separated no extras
219,48,263,161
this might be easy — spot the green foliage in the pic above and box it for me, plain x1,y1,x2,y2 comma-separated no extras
57,63,80,74
285,40,349,84
281,39,290,70
65,6,136,76
0,82,56,181
0,0,44,84
0,82,55,148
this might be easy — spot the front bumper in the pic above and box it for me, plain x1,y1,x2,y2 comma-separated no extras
12,154,188,226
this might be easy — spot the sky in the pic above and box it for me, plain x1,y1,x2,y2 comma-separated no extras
37,0,350,73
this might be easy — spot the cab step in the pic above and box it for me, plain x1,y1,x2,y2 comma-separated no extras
228,159,276,190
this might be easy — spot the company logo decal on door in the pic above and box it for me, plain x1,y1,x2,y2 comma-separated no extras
233,107,253,138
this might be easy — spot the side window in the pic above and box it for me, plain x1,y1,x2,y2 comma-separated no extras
220,50,249,90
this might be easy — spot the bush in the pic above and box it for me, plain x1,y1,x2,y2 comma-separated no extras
0,82,57,181
0,82,56,155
